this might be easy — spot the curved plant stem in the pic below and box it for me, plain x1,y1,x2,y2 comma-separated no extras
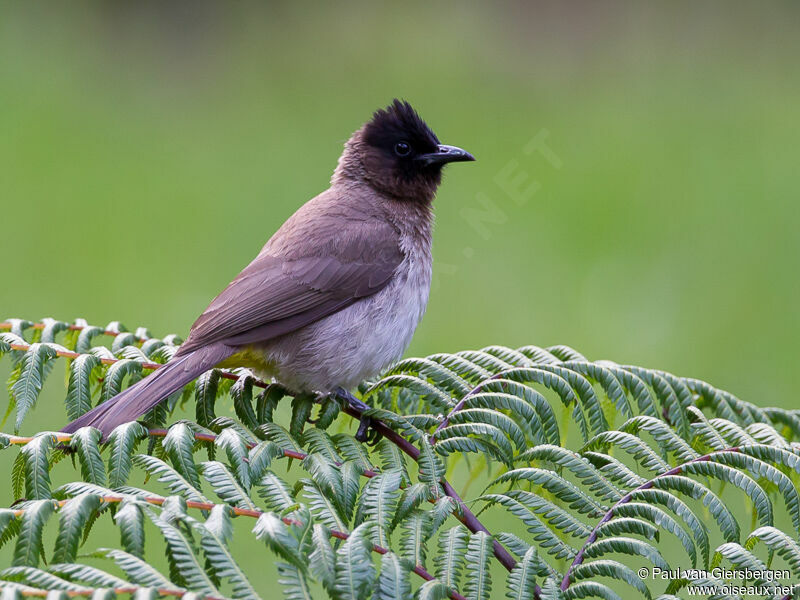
2,340,242,384
560,446,744,591
5,342,165,372
340,401,519,573
9,430,378,477
0,321,149,341
0,584,223,600
13,426,494,595
5,323,517,588
429,371,510,444
12,494,467,600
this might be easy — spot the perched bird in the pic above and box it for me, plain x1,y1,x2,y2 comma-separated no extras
62,99,474,439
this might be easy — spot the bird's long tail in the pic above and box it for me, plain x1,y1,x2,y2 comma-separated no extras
61,342,235,439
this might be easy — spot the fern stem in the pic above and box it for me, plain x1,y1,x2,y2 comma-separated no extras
141,428,384,477
441,479,518,571
0,584,225,599
3,340,244,384
0,321,148,341
8,429,380,475
430,371,509,444
6,342,165,372
340,400,520,575
560,446,743,591
10,493,467,600
5,321,508,592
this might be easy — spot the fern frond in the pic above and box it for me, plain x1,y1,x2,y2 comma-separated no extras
107,422,148,489
21,434,55,500
356,470,403,546
113,499,145,558
376,551,412,600
52,494,102,563
505,546,539,600
133,454,209,504
100,548,183,591
9,343,58,430
12,500,55,568
434,526,468,592
568,559,650,599
333,523,375,600
744,525,800,571
462,531,492,600
3,319,800,600
201,461,257,510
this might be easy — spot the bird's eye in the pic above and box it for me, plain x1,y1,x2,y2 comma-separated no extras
394,141,411,157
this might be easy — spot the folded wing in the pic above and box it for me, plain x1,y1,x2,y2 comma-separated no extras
179,217,403,353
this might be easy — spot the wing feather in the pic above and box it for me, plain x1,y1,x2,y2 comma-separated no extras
178,214,402,353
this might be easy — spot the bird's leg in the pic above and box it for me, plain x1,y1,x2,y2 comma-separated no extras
334,387,380,444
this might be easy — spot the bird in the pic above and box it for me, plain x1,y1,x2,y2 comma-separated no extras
61,99,474,440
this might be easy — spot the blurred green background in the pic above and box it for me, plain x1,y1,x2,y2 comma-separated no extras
1,1,799,595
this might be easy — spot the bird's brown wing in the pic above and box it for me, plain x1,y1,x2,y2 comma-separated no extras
178,217,403,354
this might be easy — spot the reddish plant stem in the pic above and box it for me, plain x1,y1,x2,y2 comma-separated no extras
152,428,381,478
440,479,518,572
430,371,510,444
0,585,222,600
4,331,480,597
13,493,466,600
0,321,146,340
6,342,165,372
560,448,741,591
340,403,519,573
9,334,519,576
1,338,241,384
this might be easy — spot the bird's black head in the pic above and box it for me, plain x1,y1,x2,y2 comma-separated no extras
339,99,474,201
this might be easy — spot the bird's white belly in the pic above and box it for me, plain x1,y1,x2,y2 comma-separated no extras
257,257,431,393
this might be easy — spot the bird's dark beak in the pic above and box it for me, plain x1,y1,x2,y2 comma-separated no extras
416,144,476,167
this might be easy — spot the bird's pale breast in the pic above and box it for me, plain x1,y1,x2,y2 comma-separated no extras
252,238,432,394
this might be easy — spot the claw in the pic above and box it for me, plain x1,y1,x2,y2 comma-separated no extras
355,416,371,442
335,387,382,445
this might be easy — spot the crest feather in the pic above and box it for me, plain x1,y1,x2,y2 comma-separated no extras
363,99,439,152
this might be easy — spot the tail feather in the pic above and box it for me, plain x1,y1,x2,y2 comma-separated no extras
61,343,235,438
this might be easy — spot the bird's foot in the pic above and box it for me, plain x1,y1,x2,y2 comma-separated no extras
334,387,381,444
